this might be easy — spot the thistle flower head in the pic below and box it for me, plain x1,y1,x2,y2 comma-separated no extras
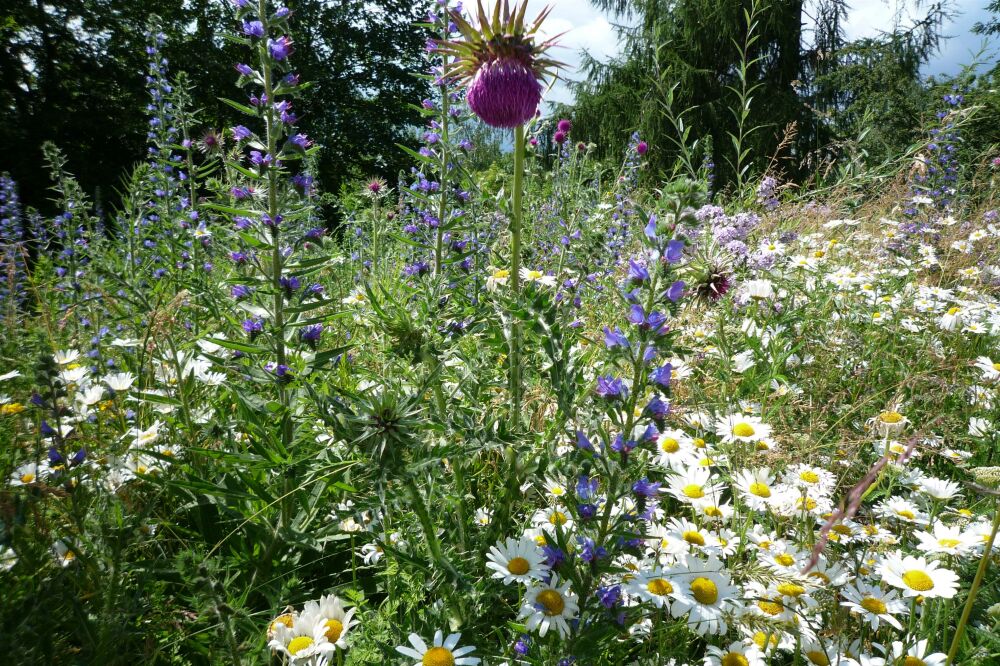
438,0,564,128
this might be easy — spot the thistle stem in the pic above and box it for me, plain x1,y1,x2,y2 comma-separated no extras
509,124,525,418
946,503,1000,665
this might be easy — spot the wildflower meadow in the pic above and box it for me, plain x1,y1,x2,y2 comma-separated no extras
3,1,1000,665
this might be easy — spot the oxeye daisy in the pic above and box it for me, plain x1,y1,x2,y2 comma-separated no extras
670,555,739,635
486,537,548,584
691,499,735,523
917,477,962,501
519,575,579,638
541,476,569,500
627,565,679,610
715,413,771,444
705,641,766,666
878,553,959,599
762,545,806,574
783,464,836,494
396,630,480,666
654,428,697,470
531,505,574,533
799,637,838,666
840,581,907,630
733,467,778,510
741,625,795,656
973,355,1000,382
803,557,851,588
103,371,137,392
519,267,557,288
0,546,16,572
886,639,947,666
871,410,909,436
876,497,928,525
744,581,797,623
300,595,357,650
52,539,78,567
485,266,510,291
10,461,45,486
663,517,718,554
913,523,975,557
666,466,726,504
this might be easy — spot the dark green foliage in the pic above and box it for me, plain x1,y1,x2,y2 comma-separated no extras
0,0,432,216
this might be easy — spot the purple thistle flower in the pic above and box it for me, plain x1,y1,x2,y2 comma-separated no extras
465,59,542,128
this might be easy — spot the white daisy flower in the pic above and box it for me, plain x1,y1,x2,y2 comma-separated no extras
519,575,579,638
840,581,907,630
878,553,960,599
396,631,480,666
486,537,548,585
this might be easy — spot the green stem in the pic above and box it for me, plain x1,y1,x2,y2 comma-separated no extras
509,124,525,418
946,504,1000,665
433,47,450,275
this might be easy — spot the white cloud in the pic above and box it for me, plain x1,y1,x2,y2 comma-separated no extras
513,0,996,110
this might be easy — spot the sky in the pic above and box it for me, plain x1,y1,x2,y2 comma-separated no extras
524,0,999,107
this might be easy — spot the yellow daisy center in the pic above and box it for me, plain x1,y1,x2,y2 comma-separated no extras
324,618,344,643
901,657,925,666
492,269,509,279
799,470,820,484
777,583,805,597
860,597,887,614
20,472,35,484
536,589,565,616
689,577,718,605
527,270,544,280
993,363,1000,371
682,484,704,499
757,598,785,616
661,438,680,453
732,423,755,437
548,511,568,526
753,631,779,650
693,438,706,448
647,578,673,596
832,524,852,535
682,530,705,546
798,497,818,511
808,571,830,584
703,506,723,518
507,557,530,576
902,570,934,591
287,636,314,656
749,482,771,498
947,307,960,316
938,538,961,549
774,553,795,567
270,614,294,634
880,411,904,423
422,646,455,666
721,654,750,666
896,510,915,520
805,650,830,665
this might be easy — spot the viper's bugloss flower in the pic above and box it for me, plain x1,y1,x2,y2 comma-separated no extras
595,375,627,400
437,0,563,128
242,20,265,38
268,36,292,61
